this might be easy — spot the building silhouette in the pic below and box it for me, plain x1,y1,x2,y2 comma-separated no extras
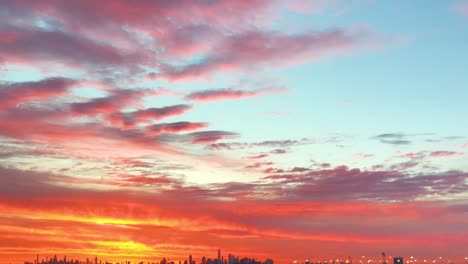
24,249,273,264
394,257,404,264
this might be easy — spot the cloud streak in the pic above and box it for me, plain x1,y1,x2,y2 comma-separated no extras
372,133,411,145
0,77,76,107
0,24,137,69
160,29,373,81
109,105,194,128
145,122,208,135
185,87,288,101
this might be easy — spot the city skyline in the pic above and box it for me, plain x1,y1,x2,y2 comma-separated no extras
1,0,467,263
24,249,274,264
22,250,468,264
22,251,468,264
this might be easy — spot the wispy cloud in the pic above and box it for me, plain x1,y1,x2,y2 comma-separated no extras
372,133,411,145
185,87,288,102
429,151,464,158
0,77,77,107
453,1,468,16
159,28,374,81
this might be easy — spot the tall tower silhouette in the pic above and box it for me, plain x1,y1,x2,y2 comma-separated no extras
218,249,221,264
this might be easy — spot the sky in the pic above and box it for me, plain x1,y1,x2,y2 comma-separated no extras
0,0,468,263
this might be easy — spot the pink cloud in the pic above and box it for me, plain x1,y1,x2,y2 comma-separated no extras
181,131,239,144
0,77,76,107
145,122,208,135
70,89,159,117
263,167,285,174
454,1,468,16
429,151,464,158
108,105,194,129
71,97,126,116
0,0,271,72
155,24,221,58
6,0,270,33
0,24,138,69
133,105,193,122
185,86,289,102
244,162,274,169
0,0,380,86
0,0,379,85
69,88,192,128
271,149,287,154
246,154,269,159
286,0,323,14
160,28,372,81
0,104,186,157
52,173,182,188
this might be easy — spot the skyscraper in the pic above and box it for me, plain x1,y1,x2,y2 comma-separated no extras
394,257,404,264
218,249,221,264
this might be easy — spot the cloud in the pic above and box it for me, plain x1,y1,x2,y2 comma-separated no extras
109,105,193,128
429,151,464,158
0,105,189,157
1,165,467,263
0,24,137,69
263,167,285,174
0,77,76,107
0,148,58,159
71,96,127,116
184,87,288,101
0,0,380,85
270,149,287,155
159,28,373,81
246,154,269,159
3,1,466,262
51,173,183,188
453,1,468,16
253,139,313,147
206,138,313,150
0,0,270,34
389,161,419,171
0,0,272,78
286,0,323,14
185,131,239,144
263,166,468,201
70,88,159,117
133,105,193,121
244,162,274,169
145,122,208,135
372,133,411,145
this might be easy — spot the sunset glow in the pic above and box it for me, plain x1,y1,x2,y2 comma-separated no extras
1,1,468,264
